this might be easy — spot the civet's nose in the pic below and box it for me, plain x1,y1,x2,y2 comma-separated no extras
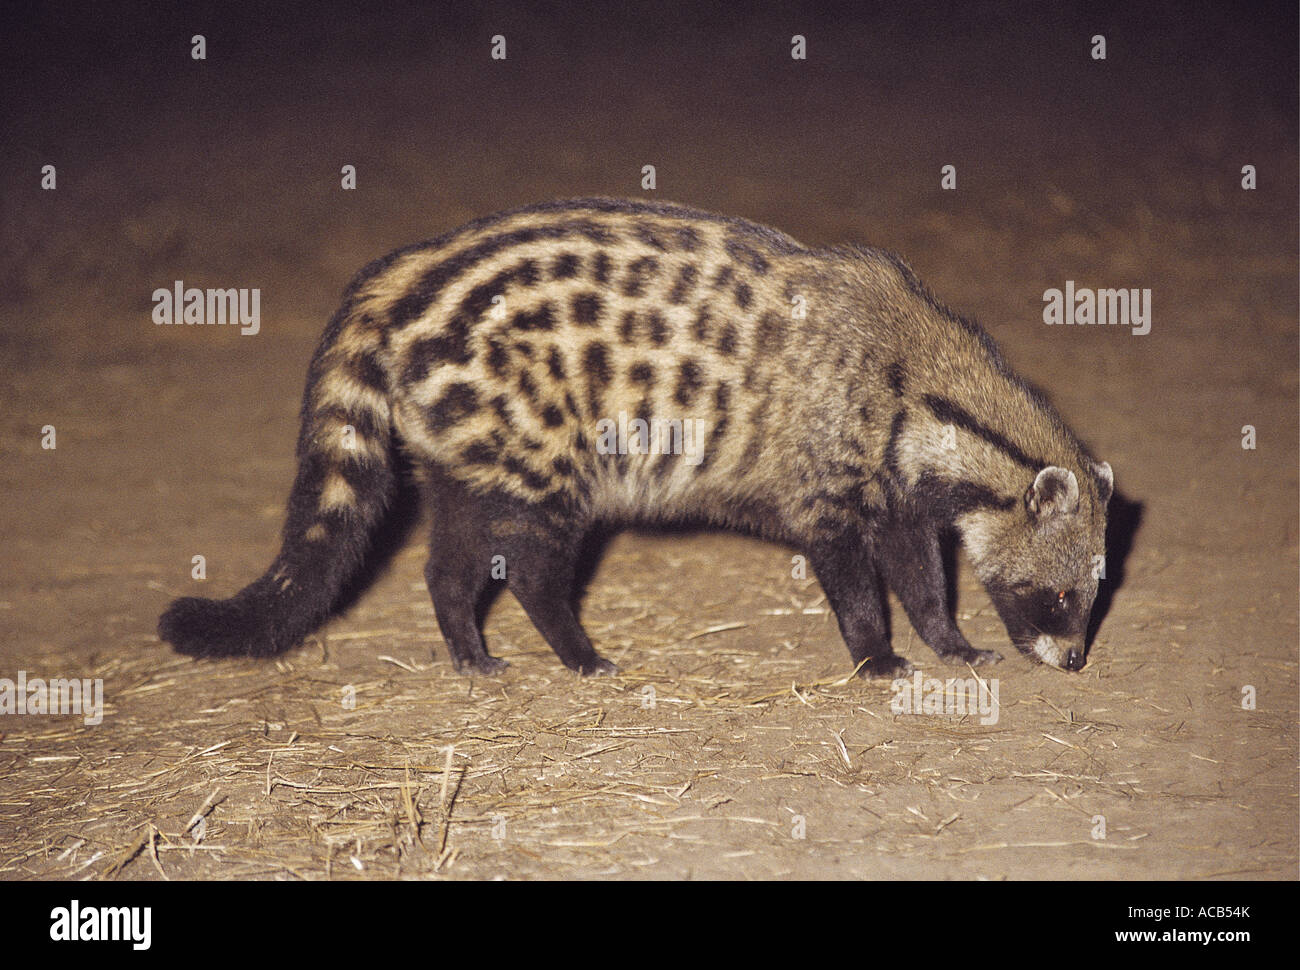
1064,647,1085,671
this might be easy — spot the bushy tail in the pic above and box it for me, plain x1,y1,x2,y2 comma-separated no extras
159,305,394,658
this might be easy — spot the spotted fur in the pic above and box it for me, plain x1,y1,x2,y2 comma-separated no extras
158,198,1112,676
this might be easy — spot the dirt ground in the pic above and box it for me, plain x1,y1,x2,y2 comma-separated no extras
1,3,1296,881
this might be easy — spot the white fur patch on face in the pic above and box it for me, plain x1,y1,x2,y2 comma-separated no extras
1033,634,1067,667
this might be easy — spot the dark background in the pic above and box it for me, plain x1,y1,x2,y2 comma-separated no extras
3,0,1295,353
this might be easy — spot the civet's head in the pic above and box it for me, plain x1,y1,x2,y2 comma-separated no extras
961,461,1113,670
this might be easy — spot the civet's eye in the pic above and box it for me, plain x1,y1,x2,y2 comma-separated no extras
1057,590,1068,605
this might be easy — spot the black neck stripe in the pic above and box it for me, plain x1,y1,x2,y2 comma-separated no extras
922,394,1046,472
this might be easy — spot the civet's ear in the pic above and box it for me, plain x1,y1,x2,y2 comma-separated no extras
1026,466,1080,521
1092,460,1114,507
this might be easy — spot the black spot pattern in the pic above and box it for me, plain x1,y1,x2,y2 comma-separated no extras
511,303,556,332
546,347,566,380
755,312,784,353
551,252,581,279
571,292,603,325
717,323,738,355
427,382,479,432
622,256,661,297
582,342,611,416
692,306,712,342
388,221,614,330
485,338,509,376
462,440,499,464
403,317,472,383
676,226,702,251
503,456,550,491
669,264,699,304
647,310,670,346
619,311,639,344
450,257,540,334
345,351,388,394
628,361,655,386
489,394,514,429
696,382,731,471
634,225,668,251
725,239,771,275
517,370,538,403
886,361,906,397
674,360,703,407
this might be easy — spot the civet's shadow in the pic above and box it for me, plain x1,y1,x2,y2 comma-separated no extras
1087,487,1143,652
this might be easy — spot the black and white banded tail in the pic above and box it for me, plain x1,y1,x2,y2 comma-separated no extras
158,301,394,657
